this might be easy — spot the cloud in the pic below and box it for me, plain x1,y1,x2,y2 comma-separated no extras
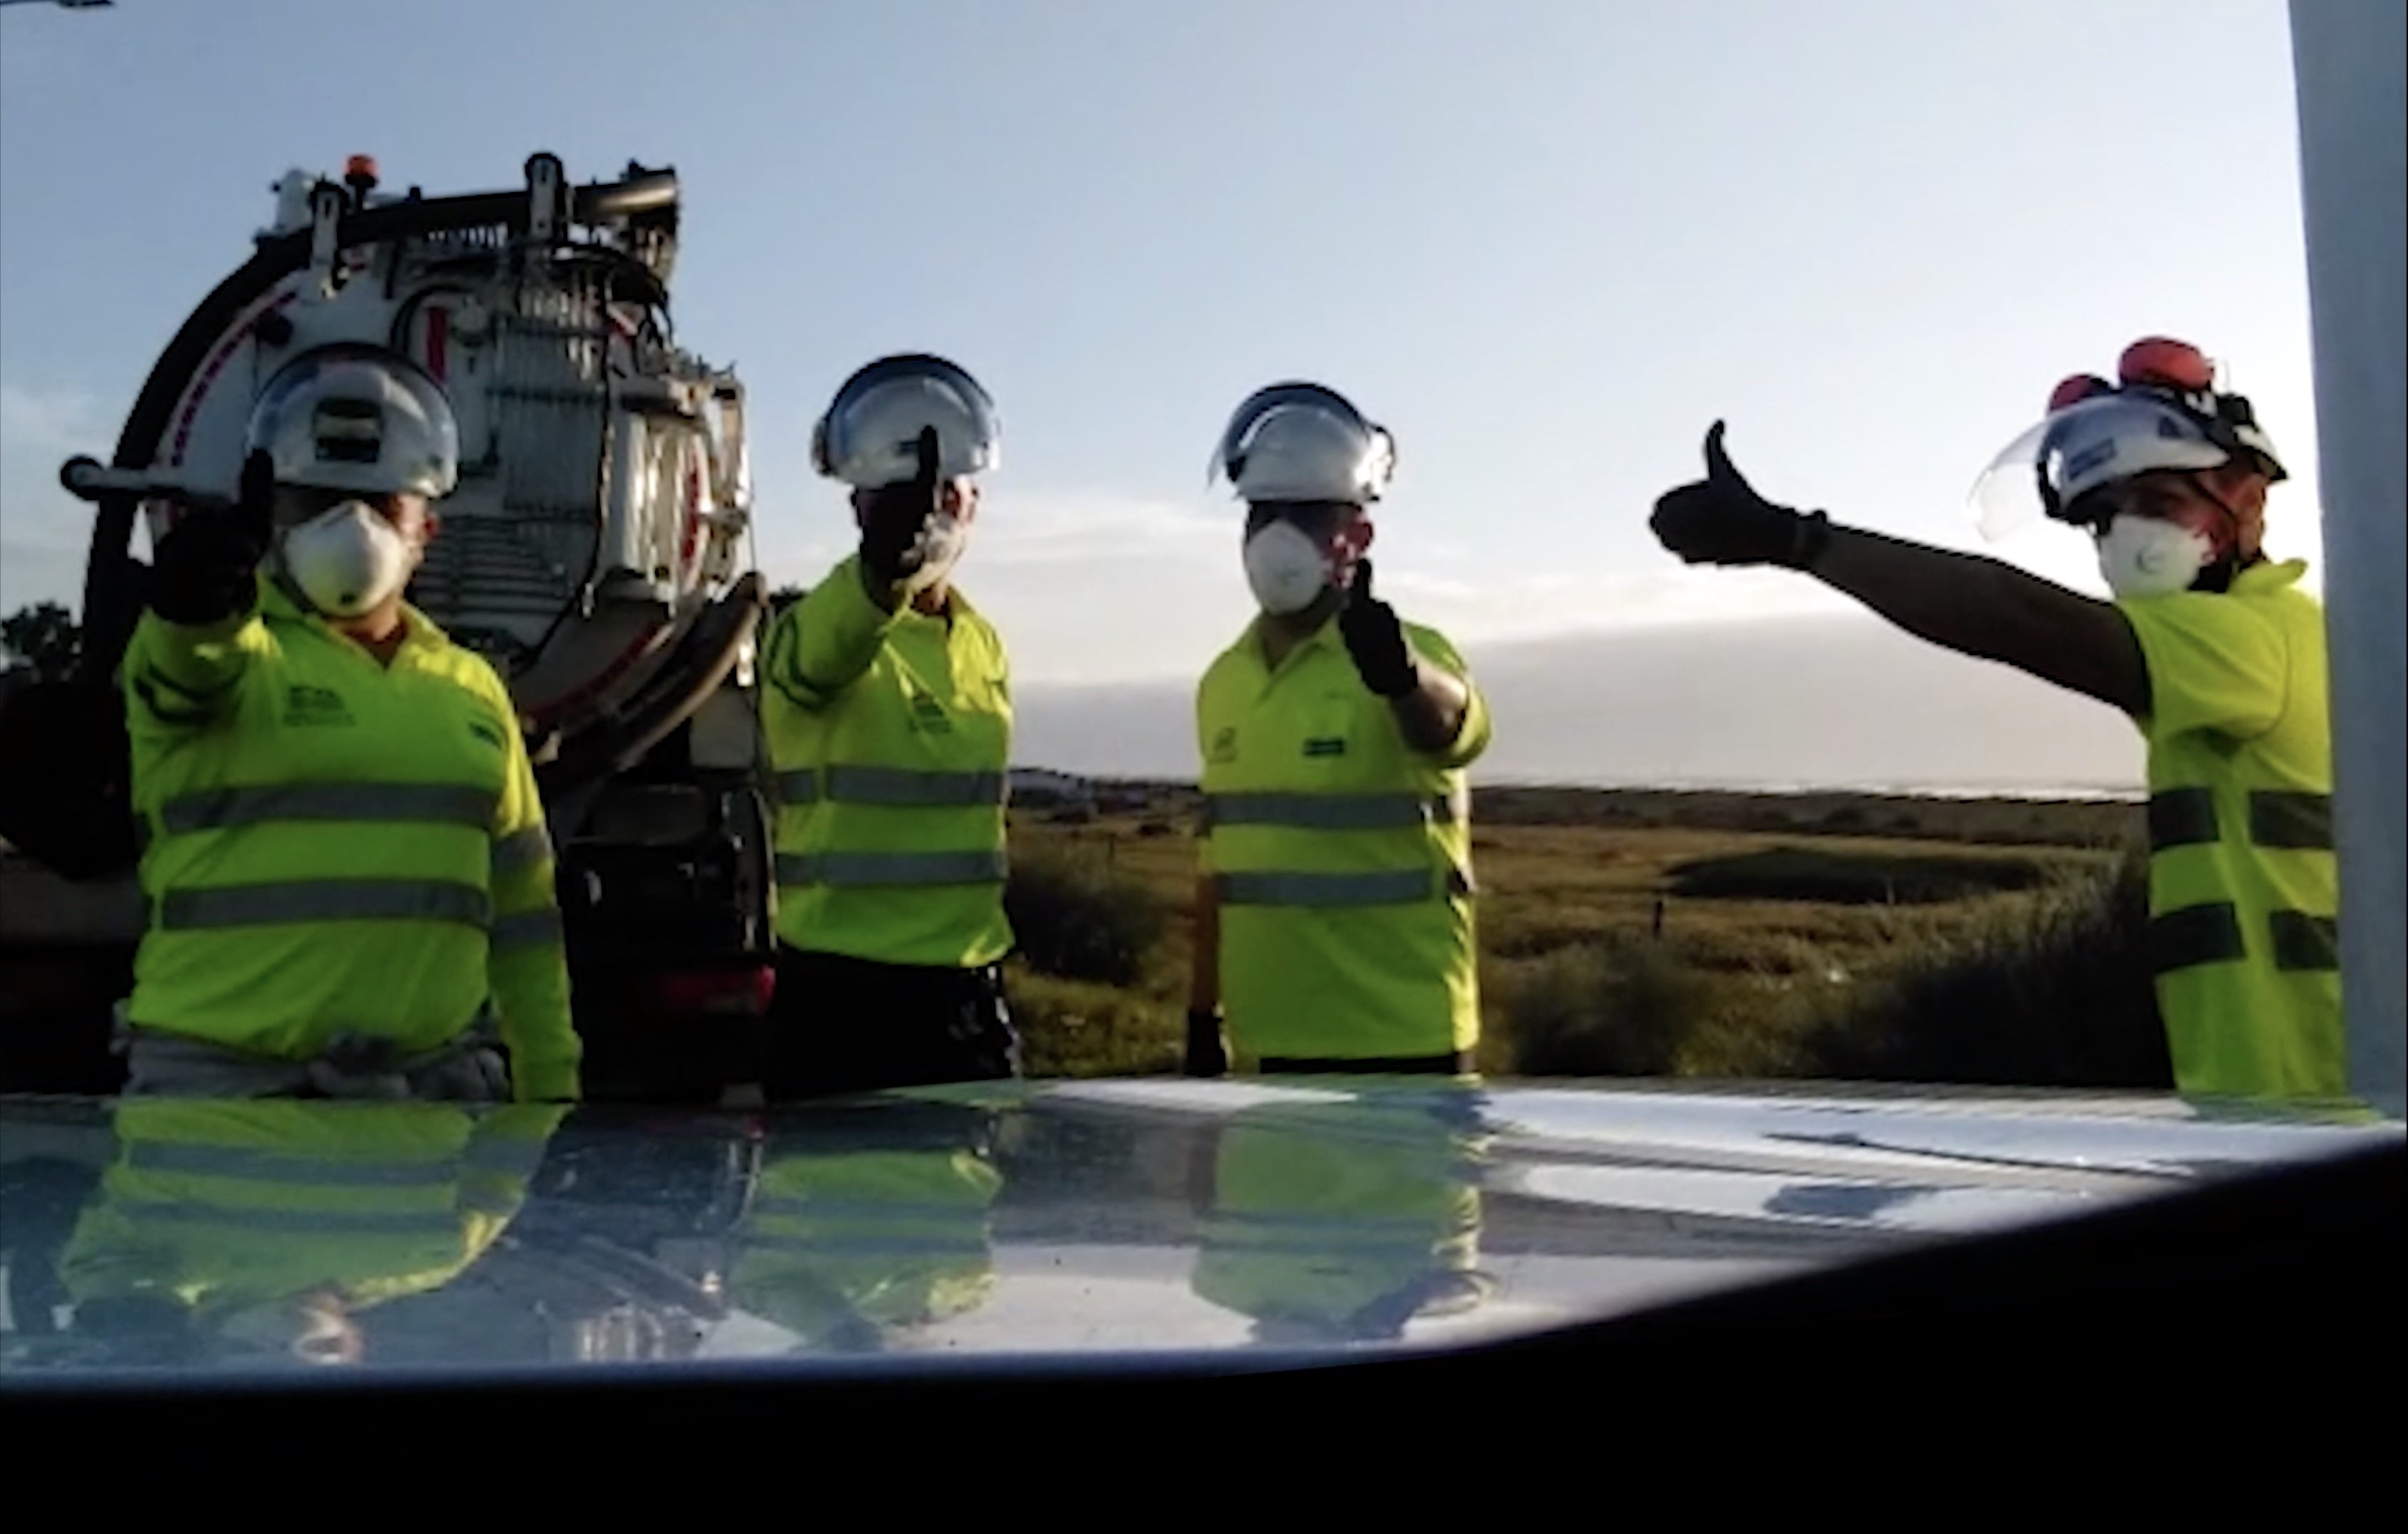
1370,563,1856,645
966,490,1230,570
0,380,112,614
750,484,1873,686
0,381,106,454
1012,612,2147,793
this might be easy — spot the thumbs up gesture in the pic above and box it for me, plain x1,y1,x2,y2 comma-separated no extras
859,425,945,590
1649,422,1829,570
1339,557,1418,698
147,452,274,626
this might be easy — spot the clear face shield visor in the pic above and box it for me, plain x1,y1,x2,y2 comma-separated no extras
812,355,1001,489
1208,382,1395,505
1967,395,2235,541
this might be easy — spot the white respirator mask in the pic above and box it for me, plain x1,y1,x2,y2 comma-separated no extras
278,500,417,618
1242,520,1334,615
2095,513,2216,600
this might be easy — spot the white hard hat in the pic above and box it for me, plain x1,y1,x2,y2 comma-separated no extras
244,343,460,498
811,354,1000,489
1971,387,2286,541
1210,382,1395,505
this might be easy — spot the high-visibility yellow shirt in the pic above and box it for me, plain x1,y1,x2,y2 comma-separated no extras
120,575,578,1101
731,1147,1002,1343
1197,613,1491,1061
1192,1099,1483,1337
760,557,1013,969
2118,557,2342,1099
61,1098,564,1320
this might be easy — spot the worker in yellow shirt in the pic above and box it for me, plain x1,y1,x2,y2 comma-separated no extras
1191,1092,1489,1344
58,1097,563,1368
729,1099,1003,1353
116,342,577,1102
759,355,1017,1098
1186,382,1493,1077
1650,336,2338,1100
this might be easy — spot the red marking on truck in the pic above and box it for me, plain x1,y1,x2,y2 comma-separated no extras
525,616,671,729
425,304,449,383
168,288,304,466
681,456,703,573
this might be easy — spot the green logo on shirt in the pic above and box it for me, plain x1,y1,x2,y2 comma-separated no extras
1302,736,1347,758
907,685,952,734
1208,726,1238,765
283,684,354,727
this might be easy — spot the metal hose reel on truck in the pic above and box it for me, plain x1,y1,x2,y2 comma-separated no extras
0,153,776,1100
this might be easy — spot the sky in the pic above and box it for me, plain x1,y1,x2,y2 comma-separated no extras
0,0,2328,789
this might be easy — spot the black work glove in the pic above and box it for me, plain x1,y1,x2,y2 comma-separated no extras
1650,422,1831,569
1183,1007,1229,1078
147,468,270,626
858,425,942,593
1339,557,1418,698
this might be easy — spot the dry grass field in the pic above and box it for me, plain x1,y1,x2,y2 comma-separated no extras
1000,783,2168,1090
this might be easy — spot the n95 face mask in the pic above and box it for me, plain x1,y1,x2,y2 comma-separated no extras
2096,514,2214,599
1242,520,1331,615
279,500,416,617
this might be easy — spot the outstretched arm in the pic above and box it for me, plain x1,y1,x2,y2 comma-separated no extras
1653,422,2149,716
1804,526,2148,715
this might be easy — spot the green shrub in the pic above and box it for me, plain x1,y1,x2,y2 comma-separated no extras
1005,845,1167,987
1806,849,2170,1089
1499,936,1719,1078
1007,968,1180,1077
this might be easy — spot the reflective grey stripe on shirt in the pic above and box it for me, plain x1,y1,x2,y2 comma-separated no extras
2147,788,2220,852
1213,868,1439,907
775,850,1008,888
2147,902,2246,974
157,880,491,932
2149,788,2335,852
463,1135,552,1179
775,768,1009,808
1205,791,1455,833
2268,909,2340,972
2249,792,2334,851
491,907,565,951
115,1198,467,1237
826,766,1008,807
491,827,553,877
775,770,819,805
126,1141,459,1187
160,783,499,835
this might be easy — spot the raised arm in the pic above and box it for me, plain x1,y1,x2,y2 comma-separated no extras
1652,422,2148,715
122,504,275,731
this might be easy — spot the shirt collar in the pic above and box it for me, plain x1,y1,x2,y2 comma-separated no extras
2234,557,2310,594
259,572,446,657
897,580,978,631
1240,608,1344,673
